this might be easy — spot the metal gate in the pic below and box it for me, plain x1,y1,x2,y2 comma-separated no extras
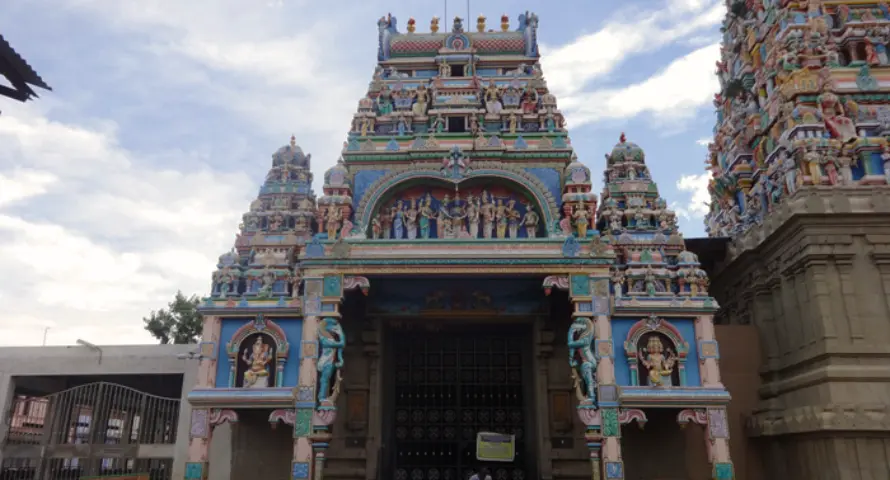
388,329,531,480
1,382,179,480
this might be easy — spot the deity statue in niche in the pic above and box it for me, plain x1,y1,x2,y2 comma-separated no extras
495,199,508,238
325,207,342,240
480,193,495,238
466,194,481,238
521,202,539,238
405,198,419,239
371,213,382,239
573,201,588,238
506,199,521,238
392,201,405,239
413,85,430,116
419,194,434,239
241,335,274,389
437,194,449,238
483,80,502,114
638,334,677,387
317,317,346,404
377,86,394,116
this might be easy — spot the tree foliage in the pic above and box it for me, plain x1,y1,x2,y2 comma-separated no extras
143,291,203,344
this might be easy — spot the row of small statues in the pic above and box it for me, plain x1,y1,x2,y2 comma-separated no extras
370,193,541,239
611,266,710,297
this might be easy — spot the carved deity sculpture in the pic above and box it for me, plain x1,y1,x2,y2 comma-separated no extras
241,336,272,389
413,85,429,116
521,203,539,238
405,198,419,240
573,202,588,238
381,208,392,239
214,267,239,298
377,86,394,116
508,113,518,134
483,81,502,114
466,195,480,238
506,200,521,238
326,207,342,240
437,195,449,238
644,266,658,296
638,336,676,387
419,194,434,239
804,146,823,185
838,146,856,185
567,317,597,404
495,199,508,239
480,193,494,238
611,268,625,297
371,214,382,239
317,317,345,404
818,91,857,142
392,201,405,239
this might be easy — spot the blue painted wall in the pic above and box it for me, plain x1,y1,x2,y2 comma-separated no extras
353,169,391,210
524,167,561,207
610,317,701,387
215,317,304,388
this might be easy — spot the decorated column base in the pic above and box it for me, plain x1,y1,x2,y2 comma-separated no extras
713,462,734,480
184,462,208,480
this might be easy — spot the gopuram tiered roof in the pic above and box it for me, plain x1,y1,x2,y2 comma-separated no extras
705,0,890,243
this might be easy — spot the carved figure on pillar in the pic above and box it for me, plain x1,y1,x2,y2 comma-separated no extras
241,336,273,388
567,317,597,405
317,317,346,405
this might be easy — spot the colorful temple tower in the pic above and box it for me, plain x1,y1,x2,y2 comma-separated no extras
705,1,890,478
183,13,735,480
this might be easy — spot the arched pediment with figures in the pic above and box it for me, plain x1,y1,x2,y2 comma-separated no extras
354,162,560,239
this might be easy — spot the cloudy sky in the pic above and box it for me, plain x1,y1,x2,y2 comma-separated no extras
0,0,721,346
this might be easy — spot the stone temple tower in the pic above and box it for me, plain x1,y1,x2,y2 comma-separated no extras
705,1,890,479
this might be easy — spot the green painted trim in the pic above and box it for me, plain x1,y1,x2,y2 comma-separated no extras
342,151,572,162
341,238,564,246
300,258,611,266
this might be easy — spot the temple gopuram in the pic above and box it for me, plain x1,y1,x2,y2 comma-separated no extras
183,13,737,480
705,0,890,479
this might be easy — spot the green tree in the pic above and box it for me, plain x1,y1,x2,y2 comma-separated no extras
143,291,203,344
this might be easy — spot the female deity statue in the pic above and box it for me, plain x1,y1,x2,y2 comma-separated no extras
483,81,502,114
392,202,405,239
866,38,880,66
508,113,518,134
573,202,588,238
609,211,622,232
521,85,538,114
430,114,445,134
781,150,799,194
506,200,521,238
213,267,238,298
438,194,451,237
521,203,539,238
611,268,625,298
405,198,419,240
839,146,856,185
824,155,839,185
817,90,857,142
480,194,495,239
638,336,676,387
438,58,450,78
803,146,823,185
326,207,342,240
317,317,345,403
412,85,429,116
450,201,468,237
644,266,658,296
377,86,394,116
466,195,480,238
567,317,597,404
241,336,272,389
360,117,374,137
495,199,508,239
419,194,434,239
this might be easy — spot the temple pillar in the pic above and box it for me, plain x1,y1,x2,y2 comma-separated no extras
292,313,320,480
184,315,222,480
693,315,724,388
562,273,621,479
677,408,734,480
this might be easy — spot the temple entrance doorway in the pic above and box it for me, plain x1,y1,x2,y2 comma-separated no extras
383,324,535,480
621,408,709,480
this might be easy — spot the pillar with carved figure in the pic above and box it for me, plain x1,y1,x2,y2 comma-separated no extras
292,308,321,480
184,316,221,480
564,273,622,479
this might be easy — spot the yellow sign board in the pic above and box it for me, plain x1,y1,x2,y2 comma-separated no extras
476,432,515,462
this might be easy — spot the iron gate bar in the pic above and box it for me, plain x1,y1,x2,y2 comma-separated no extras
389,328,530,480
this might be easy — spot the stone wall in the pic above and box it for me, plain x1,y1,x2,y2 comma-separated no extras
709,188,890,480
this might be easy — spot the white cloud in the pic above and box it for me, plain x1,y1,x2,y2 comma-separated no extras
696,137,711,146
0,102,255,346
672,172,711,220
539,0,723,127
557,44,721,128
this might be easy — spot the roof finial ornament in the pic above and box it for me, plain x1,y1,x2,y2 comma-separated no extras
290,135,296,147
619,132,626,144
